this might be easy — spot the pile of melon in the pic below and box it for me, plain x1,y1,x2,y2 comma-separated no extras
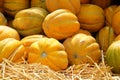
1,0,120,75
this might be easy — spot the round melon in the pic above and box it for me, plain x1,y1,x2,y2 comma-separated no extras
13,7,48,36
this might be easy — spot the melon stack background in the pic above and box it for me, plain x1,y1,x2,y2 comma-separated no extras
0,0,120,79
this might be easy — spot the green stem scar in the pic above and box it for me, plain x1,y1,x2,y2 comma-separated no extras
41,52,47,58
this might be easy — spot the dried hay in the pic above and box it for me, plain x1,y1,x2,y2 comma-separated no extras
0,53,120,80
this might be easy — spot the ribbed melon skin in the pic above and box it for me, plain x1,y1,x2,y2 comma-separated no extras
106,40,120,73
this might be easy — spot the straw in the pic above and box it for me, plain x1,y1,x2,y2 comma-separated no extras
0,50,120,80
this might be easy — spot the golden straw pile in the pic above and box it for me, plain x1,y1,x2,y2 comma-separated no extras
0,54,120,80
